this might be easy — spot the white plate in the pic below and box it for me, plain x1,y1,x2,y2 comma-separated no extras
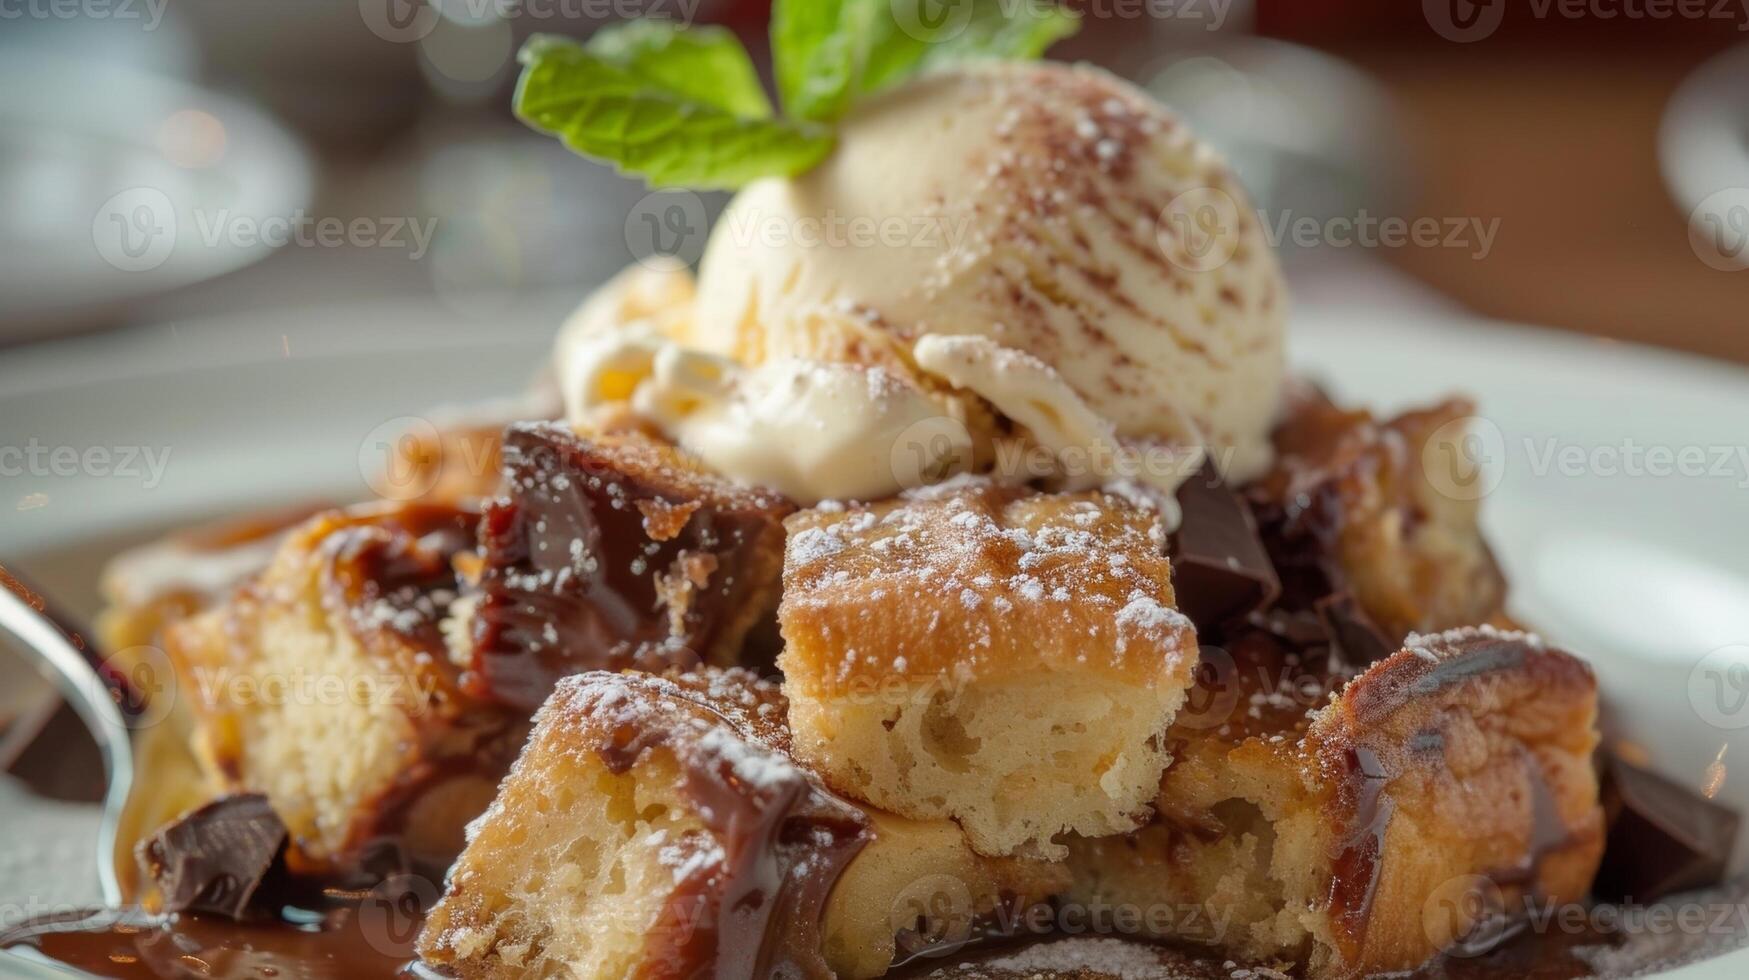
0,55,313,339
2,293,1747,977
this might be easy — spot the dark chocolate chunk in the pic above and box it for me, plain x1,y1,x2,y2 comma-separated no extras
1591,753,1740,903
1315,592,1394,668
468,423,793,711
1169,461,1280,630
136,793,288,919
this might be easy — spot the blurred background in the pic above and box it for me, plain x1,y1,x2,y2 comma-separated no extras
1,0,1745,356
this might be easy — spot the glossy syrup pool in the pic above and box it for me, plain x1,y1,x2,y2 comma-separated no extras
2,902,1622,980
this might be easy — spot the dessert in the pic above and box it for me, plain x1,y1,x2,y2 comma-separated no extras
161,501,526,876
1068,626,1605,975
691,62,1286,487
779,480,1198,859
463,422,793,710
417,668,1067,980
96,503,335,655
1247,382,1508,644
8,4,1737,979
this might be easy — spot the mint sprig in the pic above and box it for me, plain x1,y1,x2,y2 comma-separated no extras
514,1,1080,190
774,0,1081,123
513,26,832,190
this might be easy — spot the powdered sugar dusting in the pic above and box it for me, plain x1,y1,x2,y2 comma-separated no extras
782,481,1195,681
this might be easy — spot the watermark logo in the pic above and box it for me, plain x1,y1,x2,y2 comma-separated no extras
1158,186,1243,273
1420,423,1749,502
1424,0,1506,41
358,874,442,956
891,0,977,42
1172,644,1241,731
1422,415,1507,502
359,0,441,43
94,192,435,272
626,190,710,269
104,644,179,730
888,415,976,492
1423,873,1513,956
890,872,977,960
1426,0,1749,42
1690,644,1749,730
93,187,176,273
1689,188,1749,272
359,416,445,502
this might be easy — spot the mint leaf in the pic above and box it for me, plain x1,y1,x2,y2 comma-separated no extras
773,0,1081,122
580,20,772,120
921,1,1081,67
514,32,832,190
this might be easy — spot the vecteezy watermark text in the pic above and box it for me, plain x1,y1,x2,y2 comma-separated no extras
0,440,172,489
1425,0,1749,42
0,0,167,28
359,0,704,44
193,210,436,260
93,187,438,273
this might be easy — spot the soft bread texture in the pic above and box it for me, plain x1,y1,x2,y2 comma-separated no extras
1067,626,1605,977
780,480,1199,859
418,668,1067,980
97,504,329,898
1252,384,1509,639
161,502,524,875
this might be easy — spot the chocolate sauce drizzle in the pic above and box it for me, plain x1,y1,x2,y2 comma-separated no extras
562,671,871,979
468,424,791,711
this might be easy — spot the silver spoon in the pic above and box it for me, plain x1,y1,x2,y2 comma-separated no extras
0,581,134,907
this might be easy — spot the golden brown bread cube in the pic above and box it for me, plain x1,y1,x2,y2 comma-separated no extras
1066,626,1604,977
418,668,1067,979
462,423,794,710
162,501,526,876
97,502,333,655
779,481,1201,861
372,387,561,506
97,503,335,897
1250,383,1509,642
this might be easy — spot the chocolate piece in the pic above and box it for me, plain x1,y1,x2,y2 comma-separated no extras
468,423,792,710
136,793,287,919
1315,592,1394,668
1592,753,1740,903
1168,462,1280,630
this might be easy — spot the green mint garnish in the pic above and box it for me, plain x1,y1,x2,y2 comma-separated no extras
775,0,1081,123
514,1,1080,190
513,25,832,190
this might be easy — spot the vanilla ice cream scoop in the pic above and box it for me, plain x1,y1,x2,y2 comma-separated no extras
554,262,971,503
693,61,1287,481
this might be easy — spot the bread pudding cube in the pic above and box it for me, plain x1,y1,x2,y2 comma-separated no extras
417,668,1066,979
464,423,793,710
779,480,1199,860
1067,626,1604,977
162,502,525,876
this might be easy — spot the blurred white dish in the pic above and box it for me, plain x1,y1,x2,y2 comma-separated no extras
1,292,1747,977
0,55,312,340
